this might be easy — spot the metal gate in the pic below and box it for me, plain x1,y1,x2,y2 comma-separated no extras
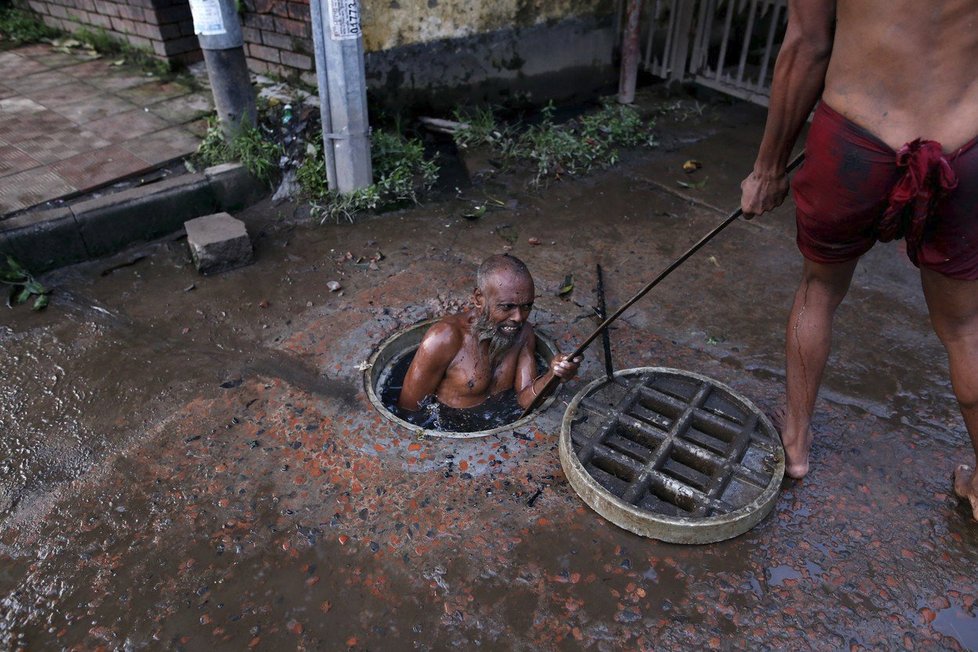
617,0,789,106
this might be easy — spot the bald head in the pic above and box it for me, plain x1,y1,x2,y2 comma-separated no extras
476,254,532,292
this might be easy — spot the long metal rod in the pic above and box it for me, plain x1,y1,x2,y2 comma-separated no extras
522,150,806,416
596,264,615,380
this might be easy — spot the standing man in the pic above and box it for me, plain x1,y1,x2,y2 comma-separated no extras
740,0,978,519
398,254,580,412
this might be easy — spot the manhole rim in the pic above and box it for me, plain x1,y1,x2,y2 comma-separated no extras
559,366,785,544
364,318,559,439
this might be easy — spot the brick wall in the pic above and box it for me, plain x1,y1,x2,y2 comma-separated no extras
15,0,201,63
239,0,315,84
16,0,315,80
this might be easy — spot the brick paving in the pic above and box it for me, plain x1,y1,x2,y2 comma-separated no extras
0,44,212,217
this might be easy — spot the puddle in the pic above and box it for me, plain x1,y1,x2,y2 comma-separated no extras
932,604,978,650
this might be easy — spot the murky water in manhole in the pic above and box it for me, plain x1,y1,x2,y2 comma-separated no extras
366,320,557,436
377,347,544,433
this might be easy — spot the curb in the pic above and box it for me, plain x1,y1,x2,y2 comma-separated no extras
0,163,265,274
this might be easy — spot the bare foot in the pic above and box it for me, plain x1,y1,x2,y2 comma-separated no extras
953,464,978,521
769,406,812,480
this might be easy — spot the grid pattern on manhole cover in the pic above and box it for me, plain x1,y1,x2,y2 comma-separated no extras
565,369,782,521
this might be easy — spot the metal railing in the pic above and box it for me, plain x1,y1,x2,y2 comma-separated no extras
617,0,789,106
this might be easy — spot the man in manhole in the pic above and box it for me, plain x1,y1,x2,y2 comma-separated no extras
740,0,978,519
397,254,581,418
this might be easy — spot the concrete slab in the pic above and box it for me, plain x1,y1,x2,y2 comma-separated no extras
0,206,88,269
147,92,214,123
115,80,194,106
0,146,41,177
16,129,114,165
185,211,254,274
50,144,154,190
73,173,219,258
123,126,202,166
85,109,171,144
21,79,102,105
0,167,76,215
52,93,138,123
0,43,210,219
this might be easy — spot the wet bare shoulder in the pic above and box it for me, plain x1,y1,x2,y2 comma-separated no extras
418,317,465,359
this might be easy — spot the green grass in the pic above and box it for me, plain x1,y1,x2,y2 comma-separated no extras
297,129,439,223
192,118,284,186
454,99,658,186
0,6,58,44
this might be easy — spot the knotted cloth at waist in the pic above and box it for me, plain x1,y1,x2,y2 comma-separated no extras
878,138,958,253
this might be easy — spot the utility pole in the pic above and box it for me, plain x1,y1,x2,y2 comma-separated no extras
188,0,257,138
617,0,642,104
310,0,372,193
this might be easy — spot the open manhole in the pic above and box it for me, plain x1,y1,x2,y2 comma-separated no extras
559,367,784,544
364,320,559,438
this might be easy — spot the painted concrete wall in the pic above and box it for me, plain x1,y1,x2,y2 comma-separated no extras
360,0,613,51
357,0,618,110
16,0,619,108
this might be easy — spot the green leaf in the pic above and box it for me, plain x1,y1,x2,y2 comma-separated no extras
676,176,709,190
558,274,574,296
5,255,24,273
0,269,26,284
462,204,487,220
32,293,49,311
25,280,46,296
13,286,31,305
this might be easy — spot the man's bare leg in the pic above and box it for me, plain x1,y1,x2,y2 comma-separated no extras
782,258,858,479
920,267,978,521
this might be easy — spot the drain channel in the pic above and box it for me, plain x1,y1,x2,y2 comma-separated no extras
559,367,784,543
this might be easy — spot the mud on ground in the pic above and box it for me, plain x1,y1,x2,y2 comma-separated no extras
1,93,977,650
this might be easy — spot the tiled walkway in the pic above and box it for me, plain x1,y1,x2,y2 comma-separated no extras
0,43,212,216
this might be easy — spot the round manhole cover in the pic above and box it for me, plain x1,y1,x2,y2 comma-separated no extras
559,367,785,544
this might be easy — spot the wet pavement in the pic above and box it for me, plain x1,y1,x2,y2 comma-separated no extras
0,42,209,216
2,94,977,650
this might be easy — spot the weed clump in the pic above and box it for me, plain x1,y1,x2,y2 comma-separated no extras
0,6,58,44
193,118,284,186
297,129,438,223
454,100,657,186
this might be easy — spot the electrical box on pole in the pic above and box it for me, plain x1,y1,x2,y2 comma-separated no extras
188,0,257,138
310,0,373,193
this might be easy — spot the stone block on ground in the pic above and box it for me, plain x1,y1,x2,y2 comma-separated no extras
184,212,253,275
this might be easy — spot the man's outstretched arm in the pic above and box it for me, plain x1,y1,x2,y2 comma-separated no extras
397,322,461,411
741,0,836,217
514,329,581,410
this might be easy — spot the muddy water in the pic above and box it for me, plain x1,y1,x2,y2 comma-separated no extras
2,96,978,649
377,346,551,432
